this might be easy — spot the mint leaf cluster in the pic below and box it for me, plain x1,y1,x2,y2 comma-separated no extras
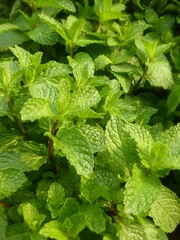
0,0,180,239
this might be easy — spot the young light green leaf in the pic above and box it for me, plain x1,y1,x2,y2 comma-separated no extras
47,182,65,216
27,24,59,45
39,14,70,44
21,203,46,231
0,169,27,200
40,220,68,240
10,45,42,68
68,52,94,87
0,207,7,240
20,98,54,121
55,127,94,177
146,56,173,89
81,203,106,234
124,165,161,215
66,15,86,43
119,219,159,240
57,78,71,115
94,0,125,22
95,55,112,70
149,186,180,233
63,212,86,237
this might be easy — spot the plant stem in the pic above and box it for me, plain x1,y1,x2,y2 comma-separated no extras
7,98,29,139
48,120,59,174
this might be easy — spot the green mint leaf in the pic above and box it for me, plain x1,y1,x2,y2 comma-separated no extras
0,94,9,117
66,15,86,44
125,123,154,168
170,46,180,71
39,14,70,44
66,87,100,116
0,129,19,150
36,178,53,201
57,78,71,115
0,61,21,93
0,24,28,52
63,212,86,237
47,182,65,217
94,0,125,22
77,125,105,154
119,219,159,240
36,0,75,12
55,127,94,177
146,56,173,89
40,61,72,78
94,54,112,70
167,85,180,115
0,169,27,200
155,124,180,170
29,79,60,114
81,169,119,202
20,203,46,231
27,24,59,45
20,98,54,121
40,220,68,240
58,198,79,223
104,117,130,178
68,52,94,87
10,45,42,68
5,223,30,240
149,186,180,233
124,165,161,215
0,207,7,240
81,204,106,233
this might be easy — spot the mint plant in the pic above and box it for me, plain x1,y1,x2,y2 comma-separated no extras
0,0,180,239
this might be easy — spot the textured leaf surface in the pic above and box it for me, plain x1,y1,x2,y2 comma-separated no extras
104,117,129,177
81,204,106,233
0,207,7,240
10,46,42,68
68,52,94,87
40,220,68,240
124,165,161,215
81,169,119,202
66,87,100,116
125,123,154,167
77,125,105,154
21,98,54,121
146,56,173,89
47,182,65,215
56,127,94,177
28,24,59,45
36,0,75,12
5,223,30,240
21,203,46,231
0,25,28,52
63,212,86,237
119,219,159,240
0,169,27,200
149,186,180,233
40,61,72,77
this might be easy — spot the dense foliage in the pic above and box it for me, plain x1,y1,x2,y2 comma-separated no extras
0,0,180,239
